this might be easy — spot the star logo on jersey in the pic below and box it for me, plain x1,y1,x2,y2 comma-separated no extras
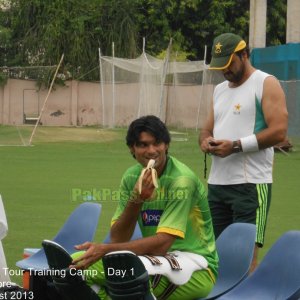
233,103,241,115
215,42,222,54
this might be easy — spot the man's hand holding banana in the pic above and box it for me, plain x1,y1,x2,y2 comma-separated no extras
135,159,158,201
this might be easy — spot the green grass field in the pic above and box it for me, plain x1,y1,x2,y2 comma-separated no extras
0,126,299,284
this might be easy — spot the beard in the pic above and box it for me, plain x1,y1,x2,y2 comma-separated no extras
223,64,245,83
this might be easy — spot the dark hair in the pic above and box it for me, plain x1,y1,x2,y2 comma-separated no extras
235,46,250,59
126,115,171,147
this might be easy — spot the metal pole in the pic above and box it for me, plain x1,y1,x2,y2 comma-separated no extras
158,39,172,121
98,48,105,127
112,42,115,128
196,45,207,130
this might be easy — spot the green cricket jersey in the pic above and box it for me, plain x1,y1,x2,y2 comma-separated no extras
112,155,218,278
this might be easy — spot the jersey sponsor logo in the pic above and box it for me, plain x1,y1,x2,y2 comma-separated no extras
141,209,163,226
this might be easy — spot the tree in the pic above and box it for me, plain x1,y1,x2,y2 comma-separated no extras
5,0,100,80
98,0,139,58
0,0,288,83
4,0,138,81
267,0,287,46
136,0,250,60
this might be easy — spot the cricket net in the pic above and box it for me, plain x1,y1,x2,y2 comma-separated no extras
99,44,224,130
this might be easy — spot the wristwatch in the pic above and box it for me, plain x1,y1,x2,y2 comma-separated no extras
232,140,242,153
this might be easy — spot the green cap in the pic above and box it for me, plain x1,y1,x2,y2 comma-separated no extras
209,33,246,70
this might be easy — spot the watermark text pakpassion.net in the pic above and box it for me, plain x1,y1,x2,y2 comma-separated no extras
71,187,189,202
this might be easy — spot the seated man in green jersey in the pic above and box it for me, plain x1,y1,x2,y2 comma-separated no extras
71,115,218,300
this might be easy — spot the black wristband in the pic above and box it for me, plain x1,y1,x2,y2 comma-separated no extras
232,140,242,153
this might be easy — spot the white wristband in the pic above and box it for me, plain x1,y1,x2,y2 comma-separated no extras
240,134,259,152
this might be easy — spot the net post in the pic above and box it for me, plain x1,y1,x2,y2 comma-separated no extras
28,54,64,145
196,45,208,131
112,42,115,128
98,47,105,127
